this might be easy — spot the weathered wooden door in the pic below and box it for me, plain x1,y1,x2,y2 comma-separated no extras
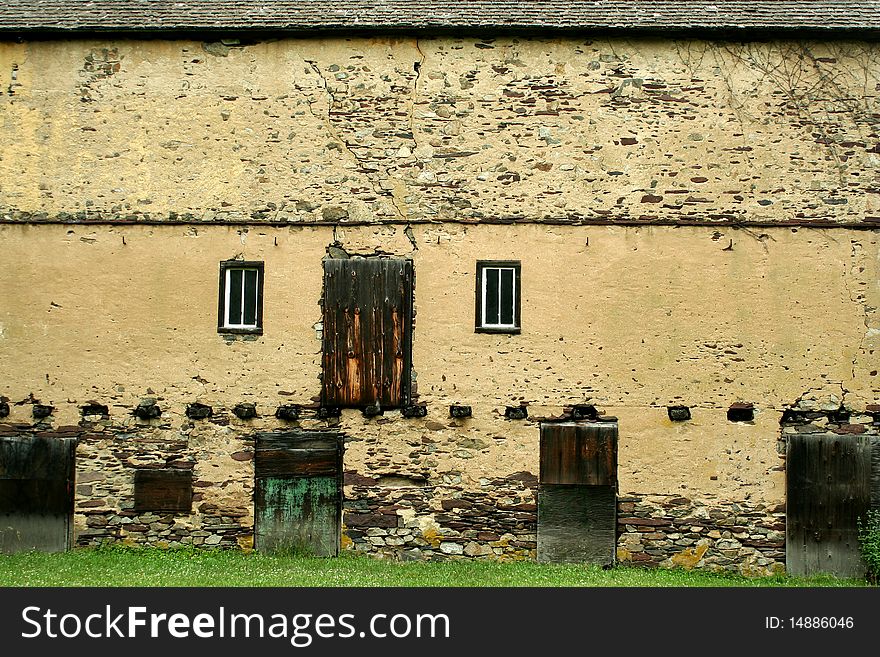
538,421,618,565
0,435,76,553
254,430,343,556
786,433,876,577
322,258,413,409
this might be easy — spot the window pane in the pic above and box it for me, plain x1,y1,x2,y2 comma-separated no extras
228,269,243,325
243,269,258,325
485,268,500,325
500,268,514,325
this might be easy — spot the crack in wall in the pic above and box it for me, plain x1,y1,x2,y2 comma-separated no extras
303,59,407,221
843,238,871,387
788,383,848,412
409,38,425,152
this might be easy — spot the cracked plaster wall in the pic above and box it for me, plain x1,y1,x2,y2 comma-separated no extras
1,36,879,224
0,222,877,507
0,35,879,561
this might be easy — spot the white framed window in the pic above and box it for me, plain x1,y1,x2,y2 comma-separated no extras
475,260,521,333
218,261,264,334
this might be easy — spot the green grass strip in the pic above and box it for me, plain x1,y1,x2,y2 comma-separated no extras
0,547,870,587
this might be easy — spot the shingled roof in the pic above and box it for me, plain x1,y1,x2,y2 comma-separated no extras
1,1,879,35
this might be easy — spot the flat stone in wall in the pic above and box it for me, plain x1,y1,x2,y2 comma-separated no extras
343,473,538,561
616,494,786,577
73,415,254,549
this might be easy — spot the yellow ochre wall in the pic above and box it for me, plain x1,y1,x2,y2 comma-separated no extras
0,36,878,566
0,222,876,503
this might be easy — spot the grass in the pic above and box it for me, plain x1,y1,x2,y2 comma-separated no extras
0,547,870,587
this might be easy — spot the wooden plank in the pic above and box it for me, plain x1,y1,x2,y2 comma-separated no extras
255,476,340,556
0,435,73,481
133,469,192,513
255,449,340,478
254,431,343,479
322,258,412,408
539,422,617,485
0,435,74,553
0,479,69,514
537,484,616,565
254,431,341,452
0,514,72,553
786,433,872,577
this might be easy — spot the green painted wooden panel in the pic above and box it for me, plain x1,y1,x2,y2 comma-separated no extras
255,476,340,556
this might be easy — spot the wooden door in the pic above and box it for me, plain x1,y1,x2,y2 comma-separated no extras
254,430,343,556
538,422,618,565
322,258,413,409
786,433,875,577
0,435,76,553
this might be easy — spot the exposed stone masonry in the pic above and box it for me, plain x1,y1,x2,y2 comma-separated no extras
343,472,538,561
2,38,878,226
341,480,789,575
778,400,880,445
74,421,253,549
6,408,878,576
616,494,786,577
5,390,880,575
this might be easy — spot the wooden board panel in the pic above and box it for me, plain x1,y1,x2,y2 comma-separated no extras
322,258,413,408
539,422,617,486
0,513,73,553
538,484,616,565
0,435,73,481
786,433,872,578
133,469,193,513
254,431,343,479
0,435,75,553
254,431,341,453
0,479,69,514
254,429,343,556
254,449,340,478
255,476,340,556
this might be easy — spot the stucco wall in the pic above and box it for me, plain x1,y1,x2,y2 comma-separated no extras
0,222,877,502
1,34,879,571
1,36,879,225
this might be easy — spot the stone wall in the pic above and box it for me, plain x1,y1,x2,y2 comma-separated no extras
74,419,254,549
343,472,538,561
0,36,878,574
0,37,878,227
342,476,790,576
616,494,786,577
4,399,878,574
778,400,880,445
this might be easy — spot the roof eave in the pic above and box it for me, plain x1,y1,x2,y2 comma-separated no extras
2,24,879,40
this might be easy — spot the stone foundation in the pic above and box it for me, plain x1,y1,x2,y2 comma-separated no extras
2,415,790,574
6,399,880,576
340,484,788,575
70,415,255,550
616,494,786,577
342,472,538,561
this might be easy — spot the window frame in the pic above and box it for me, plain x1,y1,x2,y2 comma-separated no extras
217,260,265,335
475,260,521,334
